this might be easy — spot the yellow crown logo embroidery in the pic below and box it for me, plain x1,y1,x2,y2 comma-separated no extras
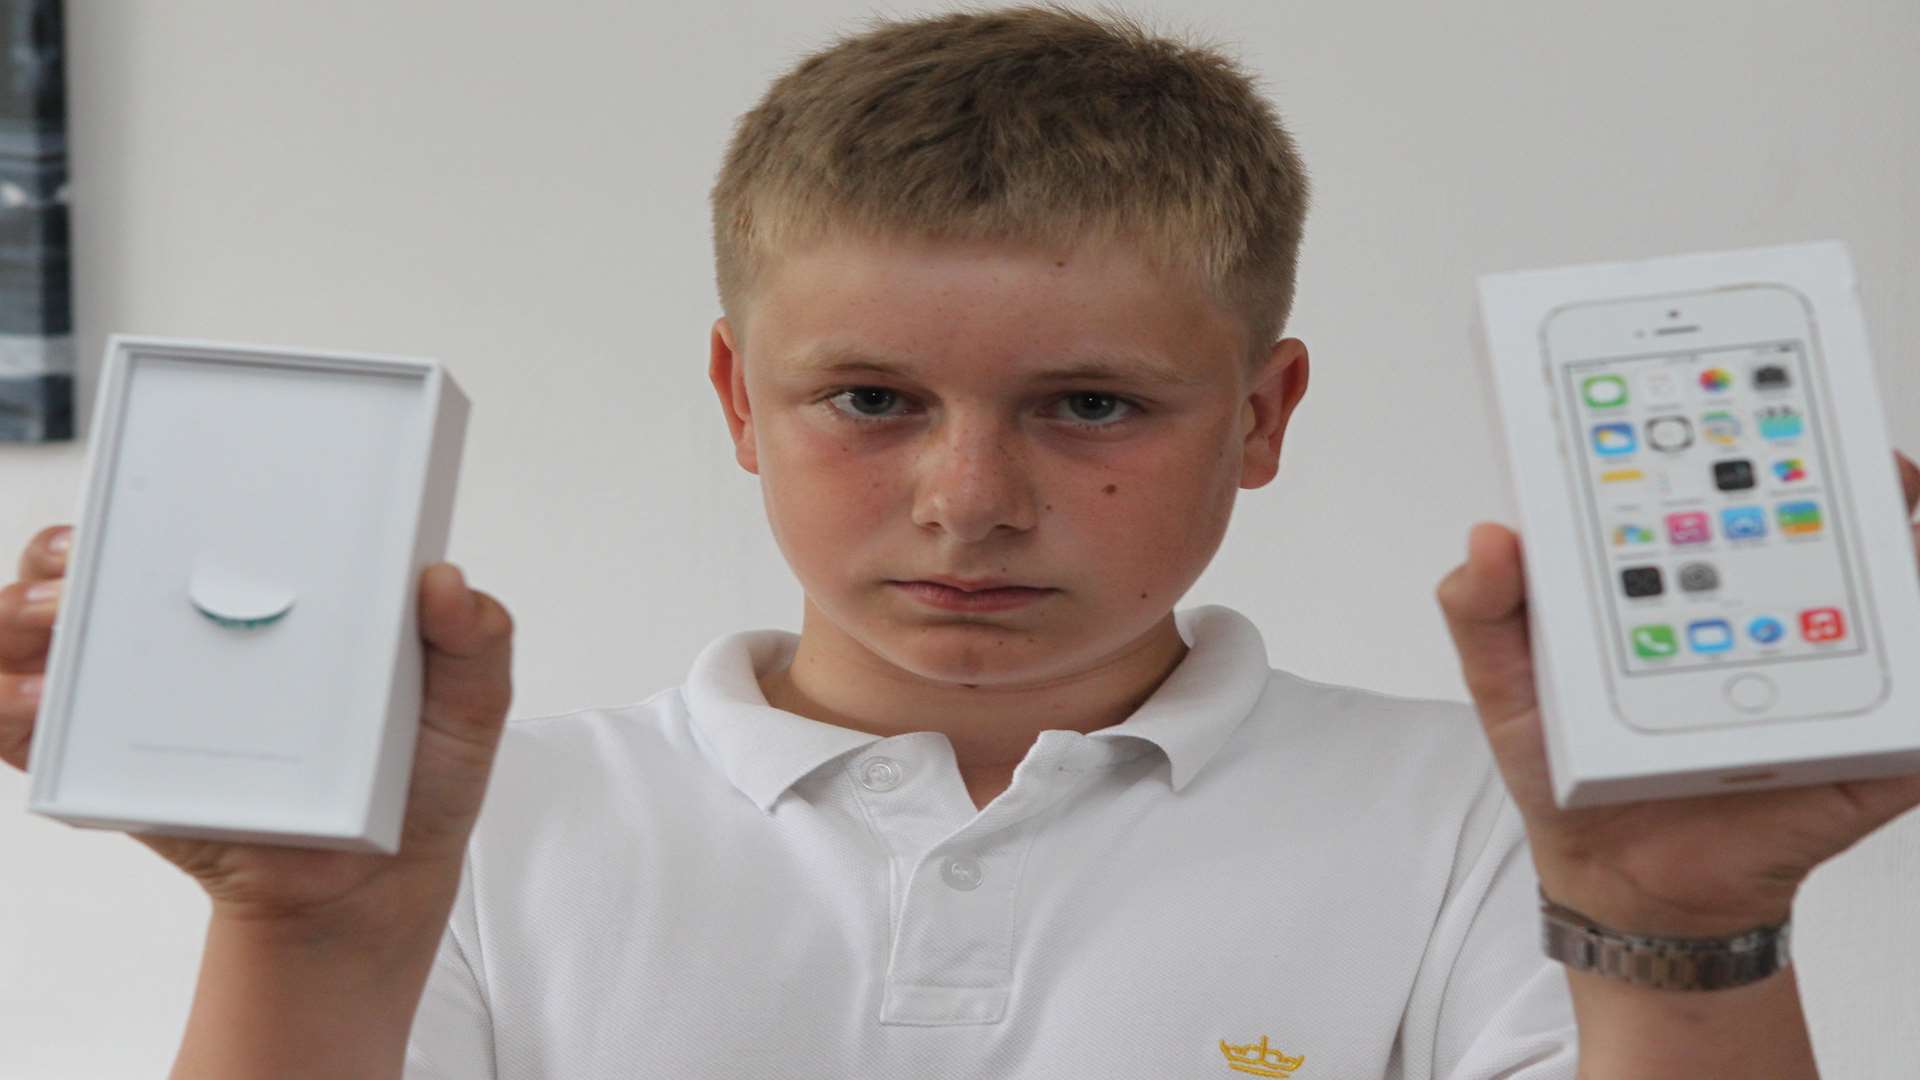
1219,1035,1304,1077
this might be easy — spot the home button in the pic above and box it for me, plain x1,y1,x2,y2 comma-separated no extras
1724,673,1777,713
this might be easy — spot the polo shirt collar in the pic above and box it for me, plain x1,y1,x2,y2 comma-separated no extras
682,604,1270,813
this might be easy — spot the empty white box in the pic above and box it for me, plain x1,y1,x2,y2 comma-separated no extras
1475,241,1920,807
26,334,469,853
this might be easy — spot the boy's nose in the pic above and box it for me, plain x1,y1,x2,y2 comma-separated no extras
909,416,1039,541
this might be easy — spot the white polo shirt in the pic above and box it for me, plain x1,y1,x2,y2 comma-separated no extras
404,604,1579,1078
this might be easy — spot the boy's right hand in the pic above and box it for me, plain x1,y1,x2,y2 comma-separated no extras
0,522,516,934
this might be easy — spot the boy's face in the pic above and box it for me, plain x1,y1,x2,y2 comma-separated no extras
709,232,1307,690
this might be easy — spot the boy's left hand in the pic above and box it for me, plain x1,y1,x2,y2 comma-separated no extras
1434,450,1920,937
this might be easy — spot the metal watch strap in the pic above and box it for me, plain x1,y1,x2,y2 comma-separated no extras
1538,887,1791,991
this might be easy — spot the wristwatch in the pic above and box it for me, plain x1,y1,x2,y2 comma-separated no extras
1538,887,1792,991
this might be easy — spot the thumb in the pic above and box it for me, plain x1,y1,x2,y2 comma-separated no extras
1435,522,1539,726
417,562,515,749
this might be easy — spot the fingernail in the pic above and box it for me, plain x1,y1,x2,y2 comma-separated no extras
26,581,59,604
49,532,70,554
17,676,42,698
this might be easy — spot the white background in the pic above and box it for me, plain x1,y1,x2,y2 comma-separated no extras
2,2,1915,1075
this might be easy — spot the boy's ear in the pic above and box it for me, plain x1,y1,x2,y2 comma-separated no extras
1238,337,1310,490
709,317,759,474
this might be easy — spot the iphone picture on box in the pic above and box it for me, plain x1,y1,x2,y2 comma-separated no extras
1540,284,1889,733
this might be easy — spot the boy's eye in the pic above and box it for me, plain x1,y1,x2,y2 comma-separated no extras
823,387,1141,430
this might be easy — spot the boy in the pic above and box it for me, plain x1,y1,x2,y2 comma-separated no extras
5,4,1919,1077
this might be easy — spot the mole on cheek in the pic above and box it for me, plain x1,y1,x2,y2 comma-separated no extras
1103,484,1118,495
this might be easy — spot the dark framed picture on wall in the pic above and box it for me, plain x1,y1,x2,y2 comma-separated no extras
0,0,68,442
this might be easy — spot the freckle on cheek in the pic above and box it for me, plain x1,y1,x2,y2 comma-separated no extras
1103,484,1118,495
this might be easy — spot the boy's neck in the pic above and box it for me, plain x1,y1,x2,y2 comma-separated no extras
757,601,1192,781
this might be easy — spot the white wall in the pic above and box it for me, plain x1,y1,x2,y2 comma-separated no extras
2,1,1915,1074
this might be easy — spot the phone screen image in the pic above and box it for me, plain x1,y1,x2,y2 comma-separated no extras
1562,338,1867,680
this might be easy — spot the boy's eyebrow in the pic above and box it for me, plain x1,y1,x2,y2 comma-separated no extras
786,346,1211,387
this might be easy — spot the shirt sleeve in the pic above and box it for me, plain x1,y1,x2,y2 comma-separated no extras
1394,760,1580,1079
404,854,497,1079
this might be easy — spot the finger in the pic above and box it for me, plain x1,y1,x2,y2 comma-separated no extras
0,578,59,674
417,563,515,753
1832,770,1920,838
17,524,71,584
1435,522,1538,724
0,670,44,771
1898,450,1919,519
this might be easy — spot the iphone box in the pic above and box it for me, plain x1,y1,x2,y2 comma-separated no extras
24,335,469,853
1474,241,1920,808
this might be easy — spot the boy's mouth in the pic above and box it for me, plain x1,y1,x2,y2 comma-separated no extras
905,575,1046,593
891,580,1057,611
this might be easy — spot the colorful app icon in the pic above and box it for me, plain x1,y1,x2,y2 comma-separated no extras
1712,459,1755,491
1752,364,1791,391
1631,624,1678,659
1620,566,1664,598
1699,367,1734,393
1678,561,1720,593
1772,457,1807,484
1582,375,1628,409
1591,422,1636,456
1640,370,1682,403
1720,506,1767,541
1777,500,1823,536
1687,619,1734,654
1701,410,1742,445
1801,607,1847,643
1748,616,1785,645
1612,522,1656,546
1756,405,1804,441
1665,511,1711,545
1645,415,1693,452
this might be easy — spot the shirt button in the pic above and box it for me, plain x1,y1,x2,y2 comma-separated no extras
942,854,984,891
858,756,903,792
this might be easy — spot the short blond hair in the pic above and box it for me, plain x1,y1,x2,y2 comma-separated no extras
709,2,1311,369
